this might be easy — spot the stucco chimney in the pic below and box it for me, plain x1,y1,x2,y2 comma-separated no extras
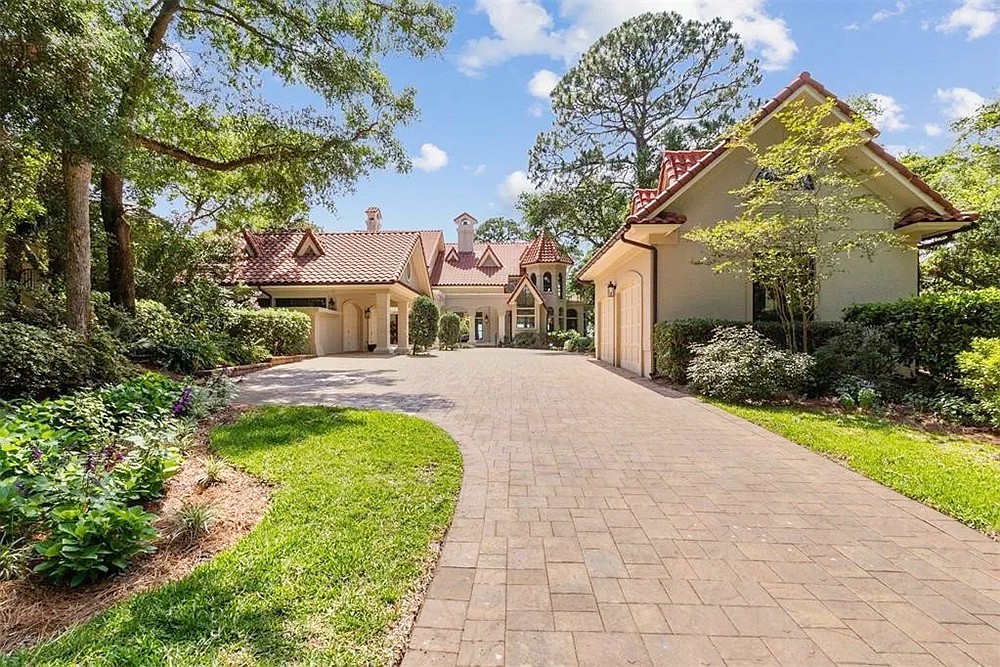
365,206,382,232
454,212,477,253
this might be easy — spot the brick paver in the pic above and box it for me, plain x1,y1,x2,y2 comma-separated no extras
238,349,1000,666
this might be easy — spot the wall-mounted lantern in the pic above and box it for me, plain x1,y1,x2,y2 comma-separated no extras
364,307,371,320
606,281,617,298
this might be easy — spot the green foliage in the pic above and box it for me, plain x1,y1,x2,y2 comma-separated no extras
811,325,900,396
197,457,227,489
512,331,548,349
15,406,461,663
409,296,439,353
475,216,525,243
957,337,1000,421
686,97,898,352
518,181,628,257
547,329,580,349
0,321,132,400
0,538,32,581
688,326,814,402
34,503,158,587
718,403,1000,533
230,308,311,356
901,392,994,427
437,311,461,350
564,336,594,353
175,501,215,542
844,288,1000,383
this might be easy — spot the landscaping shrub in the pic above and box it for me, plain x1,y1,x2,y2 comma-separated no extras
687,326,814,402
844,288,1000,383
437,312,461,350
811,324,900,396
230,308,311,356
0,287,65,328
512,331,548,348
957,337,1000,423
0,373,234,585
655,319,855,383
0,322,132,400
131,329,227,374
409,296,439,353
547,329,579,349
901,391,994,427
564,336,594,353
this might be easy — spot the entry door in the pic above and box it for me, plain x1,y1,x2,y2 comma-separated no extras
619,283,642,375
343,306,359,352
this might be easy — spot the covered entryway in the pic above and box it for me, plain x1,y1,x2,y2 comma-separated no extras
618,279,642,375
342,302,362,352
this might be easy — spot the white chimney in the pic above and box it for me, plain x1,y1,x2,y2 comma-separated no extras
454,212,477,253
365,206,382,232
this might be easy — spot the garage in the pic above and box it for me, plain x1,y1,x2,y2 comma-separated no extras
618,281,642,375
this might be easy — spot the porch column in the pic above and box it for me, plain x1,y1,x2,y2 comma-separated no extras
374,292,391,353
498,306,507,343
396,298,410,354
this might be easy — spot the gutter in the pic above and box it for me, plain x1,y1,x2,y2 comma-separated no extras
619,223,658,378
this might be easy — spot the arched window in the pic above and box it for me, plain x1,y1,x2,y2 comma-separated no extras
558,307,564,330
557,273,564,298
530,273,537,286
567,308,579,333
543,272,552,293
516,289,536,330
546,306,555,332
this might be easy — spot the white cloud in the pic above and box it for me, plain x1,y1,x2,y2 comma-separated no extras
411,143,449,172
528,103,545,117
935,87,987,119
923,123,943,136
458,0,798,76
464,164,487,176
844,22,862,30
936,0,999,39
872,1,908,22
865,93,909,132
528,69,560,99
497,171,536,207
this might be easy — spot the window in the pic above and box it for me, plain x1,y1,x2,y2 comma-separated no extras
256,297,272,308
546,307,555,332
567,308,579,332
530,273,537,286
543,272,552,293
274,297,328,308
558,307,564,330
557,273,564,298
516,290,536,330
755,168,815,191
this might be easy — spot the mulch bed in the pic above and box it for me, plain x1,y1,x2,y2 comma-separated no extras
0,410,270,654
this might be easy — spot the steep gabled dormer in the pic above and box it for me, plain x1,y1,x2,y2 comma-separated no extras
241,229,260,258
477,245,501,269
444,246,460,263
293,228,324,258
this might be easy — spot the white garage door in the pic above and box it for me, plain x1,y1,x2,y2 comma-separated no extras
599,301,615,362
618,283,642,375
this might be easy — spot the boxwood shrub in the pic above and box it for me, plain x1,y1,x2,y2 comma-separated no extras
512,331,548,348
230,308,312,356
844,288,1000,383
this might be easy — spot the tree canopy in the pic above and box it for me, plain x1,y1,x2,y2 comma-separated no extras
475,216,525,243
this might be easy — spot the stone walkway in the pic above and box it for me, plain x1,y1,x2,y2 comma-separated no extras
237,349,1000,666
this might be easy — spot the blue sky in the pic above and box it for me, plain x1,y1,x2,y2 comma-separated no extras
307,0,999,239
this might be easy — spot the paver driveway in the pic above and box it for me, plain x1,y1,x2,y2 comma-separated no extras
238,348,1000,666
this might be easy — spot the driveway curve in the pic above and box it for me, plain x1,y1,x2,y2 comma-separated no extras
238,348,1000,666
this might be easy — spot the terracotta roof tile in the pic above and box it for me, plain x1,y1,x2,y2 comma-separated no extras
658,150,713,191
228,230,420,285
431,242,531,286
519,232,572,266
630,189,659,215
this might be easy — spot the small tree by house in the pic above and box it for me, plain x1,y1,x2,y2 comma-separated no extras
409,296,439,353
437,311,460,350
686,98,898,352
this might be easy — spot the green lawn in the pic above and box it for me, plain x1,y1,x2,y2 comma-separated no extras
7,406,462,666
716,402,1000,536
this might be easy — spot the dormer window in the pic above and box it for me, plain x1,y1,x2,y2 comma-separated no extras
293,229,325,258
477,246,501,269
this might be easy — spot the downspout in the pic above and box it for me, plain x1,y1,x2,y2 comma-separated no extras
619,224,658,378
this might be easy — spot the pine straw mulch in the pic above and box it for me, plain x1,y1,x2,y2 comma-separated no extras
0,409,271,655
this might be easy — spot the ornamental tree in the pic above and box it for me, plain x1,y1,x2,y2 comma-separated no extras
437,311,460,350
686,98,898,352
409,296,439,354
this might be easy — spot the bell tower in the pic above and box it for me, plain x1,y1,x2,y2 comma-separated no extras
454,212,477,252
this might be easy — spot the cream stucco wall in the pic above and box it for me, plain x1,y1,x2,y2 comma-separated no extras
591,245,655,377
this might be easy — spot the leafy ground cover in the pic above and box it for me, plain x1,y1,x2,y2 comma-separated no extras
7,406,462,666
716,402,1000,536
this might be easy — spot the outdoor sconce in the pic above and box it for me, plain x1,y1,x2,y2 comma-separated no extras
484,313,490,325
327,298,336,310
364,307,371,320
607,281,617,298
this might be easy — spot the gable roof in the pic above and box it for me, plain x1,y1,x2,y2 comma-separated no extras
417,230,443,268
506,274,545,305
477,245,502,268
229,230,423,286
431,242,531,286
658,150,713,191
520,232,572,267
293,228,325,257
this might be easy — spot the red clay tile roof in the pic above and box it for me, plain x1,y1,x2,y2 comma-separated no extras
581,71,977,281
228,230,421,285
430,242,531,286
630,189,658,215
520,232,572,267
417,230,444,268
658,150,713,191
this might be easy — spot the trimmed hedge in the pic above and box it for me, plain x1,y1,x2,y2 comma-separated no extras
957,337,1000,422
438,312,461,350
564,336,594,353
231,308,312,356
653,318,852,383
512,331,548,348
844,289,1000,383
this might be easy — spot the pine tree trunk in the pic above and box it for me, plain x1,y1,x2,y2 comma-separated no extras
63,151,92,335
100,170,136,312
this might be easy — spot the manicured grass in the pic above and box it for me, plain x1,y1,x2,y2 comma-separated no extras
8,406,462,666
716,402,1000,535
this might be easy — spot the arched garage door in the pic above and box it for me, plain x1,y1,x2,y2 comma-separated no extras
618,281,642,375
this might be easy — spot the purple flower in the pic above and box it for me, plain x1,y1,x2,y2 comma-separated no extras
85,451,97,474
172,386,195,416
14,480,27,496
30,447,43,461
